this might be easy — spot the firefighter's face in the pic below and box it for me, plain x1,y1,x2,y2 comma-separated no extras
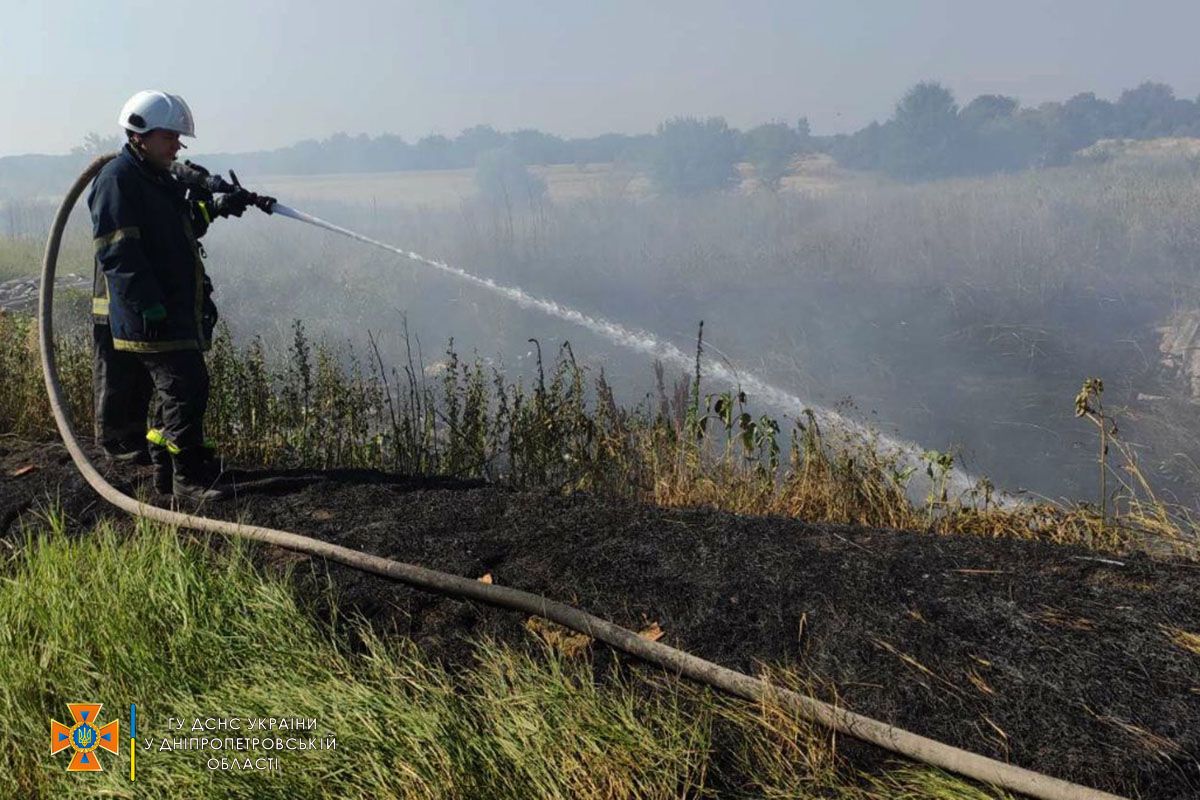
138,129,185,168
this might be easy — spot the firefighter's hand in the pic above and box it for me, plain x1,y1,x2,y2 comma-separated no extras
214,189,252,218
142,304,167,340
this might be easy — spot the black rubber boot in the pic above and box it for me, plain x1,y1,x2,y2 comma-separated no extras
201,441,221,470
171,449,229,503
148,442,174,495
102,439,151,465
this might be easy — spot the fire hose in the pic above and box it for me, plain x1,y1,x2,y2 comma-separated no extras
38,154,1126,800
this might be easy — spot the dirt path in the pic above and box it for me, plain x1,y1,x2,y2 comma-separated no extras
3,437,1198,798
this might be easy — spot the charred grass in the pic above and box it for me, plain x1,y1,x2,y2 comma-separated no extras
3,452,1196,797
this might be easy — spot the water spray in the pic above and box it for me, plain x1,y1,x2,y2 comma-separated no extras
176,158,1003,505
265,201,1002,506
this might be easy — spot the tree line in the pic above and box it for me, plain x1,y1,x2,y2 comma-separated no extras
827,80,1200,180
4,80,1197,201
210,79,1200,190
649,80,1200,190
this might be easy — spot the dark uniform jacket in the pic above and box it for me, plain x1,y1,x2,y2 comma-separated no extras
88,144,218,352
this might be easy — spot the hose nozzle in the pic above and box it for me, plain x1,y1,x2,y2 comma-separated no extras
229,170,276,214
171,161,276,214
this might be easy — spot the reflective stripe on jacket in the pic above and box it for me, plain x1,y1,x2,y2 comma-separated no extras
88,144,217,352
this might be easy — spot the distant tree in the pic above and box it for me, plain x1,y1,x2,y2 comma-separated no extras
1060,92,1116,147
569,132,647,165
955,94,1039,173
320,131,377,172
744,122,800,190
959,94,1018,126
71,131,123,156
796,116,812,142
413,134,452,169
828,120,888,171
649,116,739,194
1115,82,1195,138
368,133,412,170
1022,101,1081,166
510,129,568,165
884,81,961,180
454,125,508,166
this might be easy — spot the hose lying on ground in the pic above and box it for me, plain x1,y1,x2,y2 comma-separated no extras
39,154,1127,800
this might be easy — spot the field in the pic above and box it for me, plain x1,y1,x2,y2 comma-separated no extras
247,154,864,210
2,149,1200,797
0,235,49,283
255,162,646,208
1,154,859,295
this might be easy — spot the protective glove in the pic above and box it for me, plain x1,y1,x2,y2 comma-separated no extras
214,189,252,218
142,303,168,340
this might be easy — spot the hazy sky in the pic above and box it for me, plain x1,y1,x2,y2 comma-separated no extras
3,0,1200,157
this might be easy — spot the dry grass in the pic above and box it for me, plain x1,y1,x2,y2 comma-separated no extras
1161,625,1200,656
1077,136,1200,162
2,310,1193,558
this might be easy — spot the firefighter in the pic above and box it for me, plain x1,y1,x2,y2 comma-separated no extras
88,90,253,502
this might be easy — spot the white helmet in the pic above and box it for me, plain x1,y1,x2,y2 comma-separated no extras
118,90,195,137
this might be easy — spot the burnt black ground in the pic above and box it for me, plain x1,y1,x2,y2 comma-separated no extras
3,437,1199,799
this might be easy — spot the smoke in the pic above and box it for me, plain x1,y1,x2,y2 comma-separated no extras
162,154,1200,515
271,201,991,501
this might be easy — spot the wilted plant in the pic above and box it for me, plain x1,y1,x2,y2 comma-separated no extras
921,448,955,521
1074,377,1112,524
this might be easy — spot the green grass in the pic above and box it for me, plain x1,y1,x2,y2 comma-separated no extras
0,515,1011,799
0,229,91,283
0,311,91,437
0,235,43,282
0,517,698,798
